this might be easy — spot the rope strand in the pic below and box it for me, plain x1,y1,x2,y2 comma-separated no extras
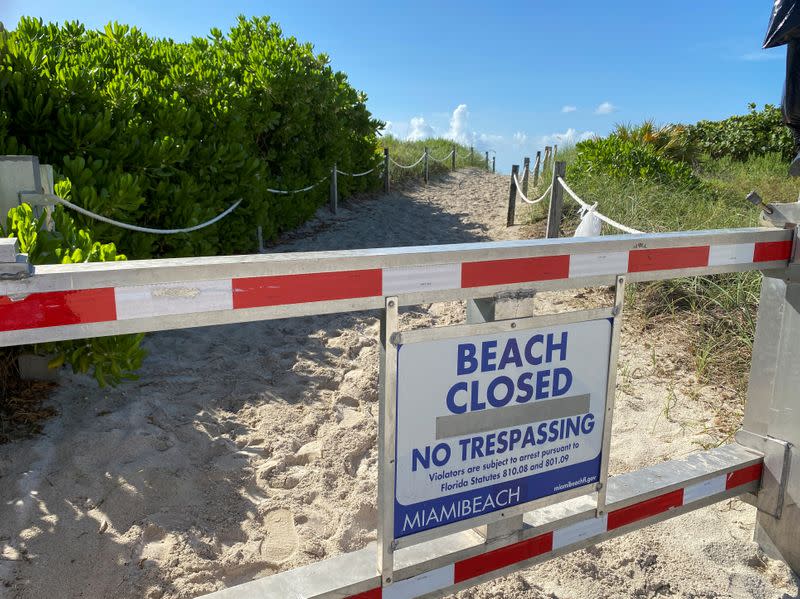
557,177,643,235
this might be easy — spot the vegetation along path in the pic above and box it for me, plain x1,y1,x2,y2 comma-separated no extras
0,168,797,599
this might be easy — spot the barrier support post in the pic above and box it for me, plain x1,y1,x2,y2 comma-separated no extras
485,151,489,169
522,156,530,196
451,145,456,170
546,161,566,238
424,147,429,184
330,163,338,214
466,290,536,543
741,239,800,575
492,156,496,173
377,296,399,584
544,146,552,173
506,164,519,227
383,148,390,193
533,150,541,186
553,144,559,164
470,145,474,165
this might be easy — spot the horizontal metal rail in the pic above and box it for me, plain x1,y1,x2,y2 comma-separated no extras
0,227,792,347
201,443,762,599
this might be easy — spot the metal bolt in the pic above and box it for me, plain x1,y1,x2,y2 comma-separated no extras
388,300,395,307
746,191,775,215
596,482,604,491
510,322,517,329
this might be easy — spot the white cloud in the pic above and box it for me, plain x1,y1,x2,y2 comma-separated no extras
539,128,596,147
406,116,435,141
381,104,504,151
595,101,616,115
561,105,577,113
512,131,527,146
445,104,474,145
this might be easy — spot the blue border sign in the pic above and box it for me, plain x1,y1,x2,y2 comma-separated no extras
393,318,612,538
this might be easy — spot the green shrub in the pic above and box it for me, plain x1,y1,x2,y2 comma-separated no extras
1,200,146,387
686,103,793,161
0,16,382,258
570,135,698,188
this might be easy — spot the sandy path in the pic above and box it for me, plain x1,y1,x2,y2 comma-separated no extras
0,169,797,599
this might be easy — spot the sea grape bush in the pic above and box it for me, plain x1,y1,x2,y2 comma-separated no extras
0,16,382,258
569,135,699,188
686,104,793,162
1,200,146,387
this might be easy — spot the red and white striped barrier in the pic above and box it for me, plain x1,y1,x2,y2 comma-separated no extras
345,462,762,599
0,237,791,342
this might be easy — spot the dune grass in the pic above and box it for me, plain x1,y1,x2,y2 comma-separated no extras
379,136,489,184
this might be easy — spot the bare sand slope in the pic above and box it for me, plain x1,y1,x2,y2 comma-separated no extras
0,169,797,599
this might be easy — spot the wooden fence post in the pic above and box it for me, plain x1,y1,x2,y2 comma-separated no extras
492,156,496,173
522,156,530,196
330,163,338,214
451,144,456,170
470,146,474,165
533,150,541,186
383,148,390,193
424,147,429,184
544,146,552,173
506,164,519,227
484,151,489,169
546,161,566,238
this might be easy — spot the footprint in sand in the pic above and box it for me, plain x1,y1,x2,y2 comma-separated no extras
259,508,298,564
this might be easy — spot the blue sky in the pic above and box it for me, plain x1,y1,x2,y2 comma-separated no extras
0,0,788,172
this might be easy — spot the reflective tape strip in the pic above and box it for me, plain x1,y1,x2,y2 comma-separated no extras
683,474,727,504
607,489,684,530
382,264,460,295
708,243,756,266
453,532,553,583
628,246,710,273
0,288,116,331
115,280,233,320
753,240,793,262
383,564,454,599
0,240,793,334
232,269,383,309
461,255,570,288
552,513,608,549
726,463,762,488
343,462,762,599
568,251,628,278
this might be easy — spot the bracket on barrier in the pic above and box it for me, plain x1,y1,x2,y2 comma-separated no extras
18,191,56,208
0,238,32,280
734,429,792,519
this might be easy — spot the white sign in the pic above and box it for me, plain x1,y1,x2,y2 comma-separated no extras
393,317,613,539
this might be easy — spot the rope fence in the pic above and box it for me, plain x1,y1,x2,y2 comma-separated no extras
506,157,642,237
28,142,485,244
41,194,243,235
266,176,330,195
336,168,376,177
557,177,644,235
511,172,550,205
390,154,426,169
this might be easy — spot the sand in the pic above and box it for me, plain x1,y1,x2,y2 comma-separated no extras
0,169,798,599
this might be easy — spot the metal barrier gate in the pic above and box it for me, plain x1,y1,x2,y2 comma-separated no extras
2,209,799,597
